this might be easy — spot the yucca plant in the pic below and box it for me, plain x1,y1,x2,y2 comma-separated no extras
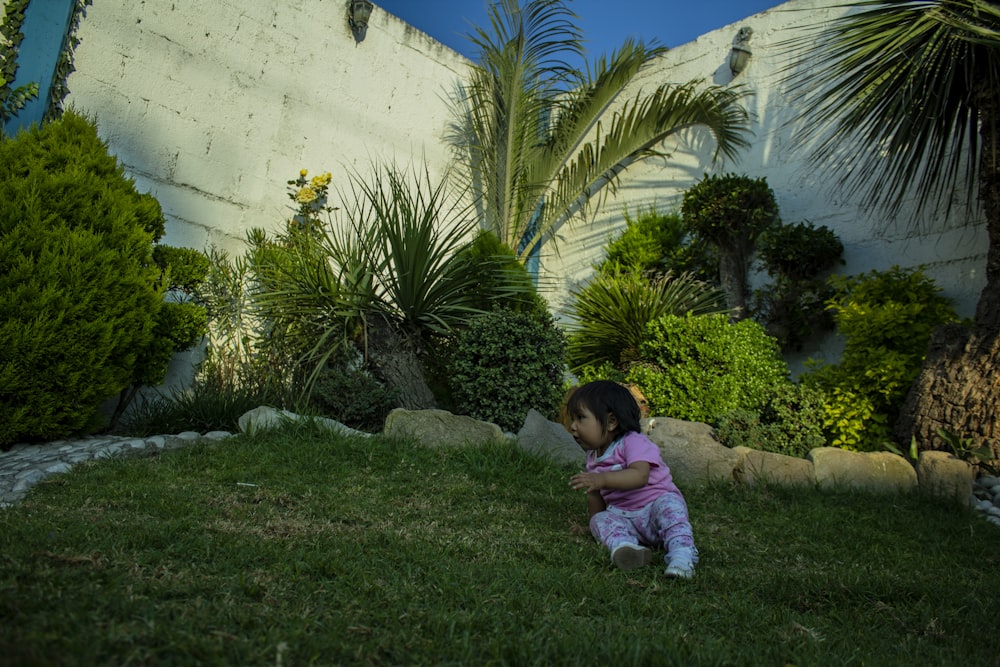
251,162,530,408
564,270,729,373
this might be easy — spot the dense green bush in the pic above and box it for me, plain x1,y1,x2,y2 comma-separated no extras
599,207,717,281
802,266,959,450
152,245,212,292
681,173,778,314
308,367,399,432
626,313,789,424
0,111,165,447
715,382,828,458
448,308,566,432
458,230,547,314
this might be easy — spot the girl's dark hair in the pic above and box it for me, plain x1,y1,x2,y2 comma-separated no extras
567,380,642,435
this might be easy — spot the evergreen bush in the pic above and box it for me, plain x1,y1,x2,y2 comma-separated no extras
715,382,828,458
626,313,789,424
0,111,165,447
309,367,399,433
448,308,566,432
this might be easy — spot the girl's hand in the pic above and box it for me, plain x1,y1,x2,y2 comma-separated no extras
570,471,604,492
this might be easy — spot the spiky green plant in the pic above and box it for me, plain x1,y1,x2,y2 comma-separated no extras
565,271,729,372
250,162,531,408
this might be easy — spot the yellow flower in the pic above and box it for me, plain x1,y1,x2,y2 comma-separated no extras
299,168,308,178
296,186,317,204
310,175,326,189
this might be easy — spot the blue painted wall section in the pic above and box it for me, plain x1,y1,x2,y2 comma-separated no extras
3,0,74,135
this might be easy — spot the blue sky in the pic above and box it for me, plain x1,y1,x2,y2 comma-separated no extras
374,0,783,60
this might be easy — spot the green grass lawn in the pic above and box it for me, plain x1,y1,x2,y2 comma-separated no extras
2,424,999,666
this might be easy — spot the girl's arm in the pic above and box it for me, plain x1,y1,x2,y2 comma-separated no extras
570,461,651,494
585,490,607,518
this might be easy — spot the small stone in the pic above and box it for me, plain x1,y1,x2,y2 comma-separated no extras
44,462,73,475
980,475,1000,488
987,516,1000,527
12,470,45,492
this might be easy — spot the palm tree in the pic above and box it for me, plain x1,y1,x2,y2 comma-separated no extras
448,0,752,265
782,0,1000,457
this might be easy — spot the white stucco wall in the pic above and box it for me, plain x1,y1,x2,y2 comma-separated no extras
62,0,470,255
36,0,990,377
536,0,988,371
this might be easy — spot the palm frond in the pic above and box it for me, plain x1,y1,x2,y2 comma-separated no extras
449,0,751,263
781,0,1000,221
518,83,751,259
564,270,730,372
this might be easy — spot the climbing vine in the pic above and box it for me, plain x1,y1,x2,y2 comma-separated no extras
45,0,92,122
0,0,35,126
0,0,92,128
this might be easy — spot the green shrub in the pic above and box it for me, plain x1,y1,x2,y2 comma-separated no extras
0,111,166,447
448,308,566,432
152,245,212,292
756,220,844,282
458,230,546,315
626,313,789,424
308,367,398,432
802,266,959,451
681,173,778,314
715,382,828,458
600,207,717,282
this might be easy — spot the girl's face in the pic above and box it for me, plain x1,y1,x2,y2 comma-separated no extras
570,406,618,452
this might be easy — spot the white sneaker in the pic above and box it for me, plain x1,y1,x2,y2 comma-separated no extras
664,546,697,579
664,563,695,579
611,543,653,570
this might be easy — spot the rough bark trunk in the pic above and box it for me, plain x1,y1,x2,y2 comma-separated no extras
894,324,1000,456
365,319,437,410
894,87,1000,460
719,247,750,320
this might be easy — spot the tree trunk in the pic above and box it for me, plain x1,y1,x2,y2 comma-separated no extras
893,324,1000,457
719,248,749,320
895,87,1000,460
364,319,437,410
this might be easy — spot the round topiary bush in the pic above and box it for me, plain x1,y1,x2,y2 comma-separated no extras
0,111,166,448
448,308,566,432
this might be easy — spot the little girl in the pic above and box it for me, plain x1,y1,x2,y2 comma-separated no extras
567,380,698,578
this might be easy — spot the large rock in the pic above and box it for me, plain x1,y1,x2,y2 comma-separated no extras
916,450,974,507
732,446,815,488
383,408,505,447
238,406,370,439
643,417,738,488
808,447,917,494
516,409,585,467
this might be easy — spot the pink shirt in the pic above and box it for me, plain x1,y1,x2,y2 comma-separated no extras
586,431,681,511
